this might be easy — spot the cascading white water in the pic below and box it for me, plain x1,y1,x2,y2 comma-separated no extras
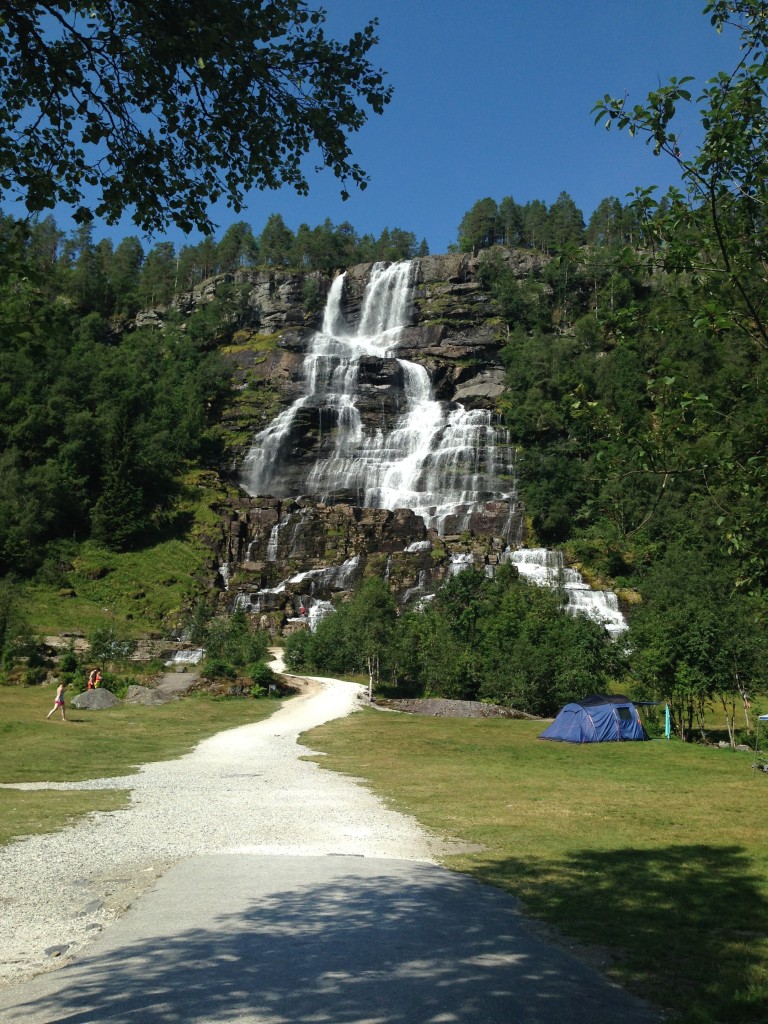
234,262,626,639
165,648,205,666
506,548,627,637
265,523,282,562
240,260,516,536
233,556,362,617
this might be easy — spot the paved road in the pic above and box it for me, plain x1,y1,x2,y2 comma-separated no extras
0,654,660,1023
0,854,658,1024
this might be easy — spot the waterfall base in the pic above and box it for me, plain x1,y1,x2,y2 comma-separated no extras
214,495,516,636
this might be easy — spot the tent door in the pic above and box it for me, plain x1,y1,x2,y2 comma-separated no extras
616,705,635,741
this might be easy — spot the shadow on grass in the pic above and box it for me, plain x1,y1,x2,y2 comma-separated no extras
132,509,196,550
0,860,659,1024
468,844,768,1024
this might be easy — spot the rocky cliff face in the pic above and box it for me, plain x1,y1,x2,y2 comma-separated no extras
193,250,546,633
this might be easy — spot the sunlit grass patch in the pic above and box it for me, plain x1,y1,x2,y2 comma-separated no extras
304,709,768,1024
0,684,279,844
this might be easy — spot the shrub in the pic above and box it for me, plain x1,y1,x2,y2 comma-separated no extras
62,670,83,694
58,642,79,673
99,674,138,699
248,660,276,689
203,609,268,669
201,657,237,681
283,629,312,670
23,666,47,686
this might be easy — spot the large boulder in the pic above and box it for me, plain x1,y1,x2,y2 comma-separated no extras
71,689,121,710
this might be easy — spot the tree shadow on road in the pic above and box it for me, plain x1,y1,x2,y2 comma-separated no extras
466,843,768,1024
2,859,659,1024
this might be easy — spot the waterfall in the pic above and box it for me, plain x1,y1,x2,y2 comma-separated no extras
506,548,627,637
240,260,516,537
448,553,476,575
285,555,362,591
232,260,628,641
165,648,205,666
405,540,432,553
507,548,562,587
401,569,429,605
308,599,335,632
265,523,282,562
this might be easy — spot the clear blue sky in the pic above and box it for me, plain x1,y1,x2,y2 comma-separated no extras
15,0,744,255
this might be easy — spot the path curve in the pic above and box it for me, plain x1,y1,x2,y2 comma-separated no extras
0,653,448,990
0,654,660,1023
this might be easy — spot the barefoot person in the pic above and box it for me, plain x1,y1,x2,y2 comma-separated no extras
46,681,67,721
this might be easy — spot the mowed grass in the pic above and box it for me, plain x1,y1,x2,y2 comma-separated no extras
303,710,768,1024
0,683,278,845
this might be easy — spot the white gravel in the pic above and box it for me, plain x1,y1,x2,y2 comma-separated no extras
0,662,454,991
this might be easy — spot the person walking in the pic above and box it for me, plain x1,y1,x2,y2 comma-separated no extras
46,682,67,721
87,668,97,689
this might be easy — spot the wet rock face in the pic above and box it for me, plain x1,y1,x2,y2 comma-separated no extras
203,253,541,629
216,250,545,456
355,357,406,419
227,499,429,569
208,494,521,636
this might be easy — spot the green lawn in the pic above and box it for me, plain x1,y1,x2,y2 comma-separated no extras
303,709,768,1024
4,680,766,1023
0,683,279,845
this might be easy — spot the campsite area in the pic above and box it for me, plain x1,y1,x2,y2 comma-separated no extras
305,707,768,1024
2,681,767,1022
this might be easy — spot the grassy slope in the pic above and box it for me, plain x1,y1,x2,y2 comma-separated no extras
0,684,278,845
26,538,206,638
304,709,768,1024
22,468,232,639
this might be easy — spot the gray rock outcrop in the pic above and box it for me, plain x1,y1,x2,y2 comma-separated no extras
123,685,173,705
71,689,121,710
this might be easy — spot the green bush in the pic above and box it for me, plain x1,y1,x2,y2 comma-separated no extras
201,657,237,681
248,660,276,688
99,674,138,699
23,666,47,685
203,609,268,670
63,670,84,694
58,642,79,673
283,628,312,670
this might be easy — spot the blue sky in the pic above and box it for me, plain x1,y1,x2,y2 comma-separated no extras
11,1,744,255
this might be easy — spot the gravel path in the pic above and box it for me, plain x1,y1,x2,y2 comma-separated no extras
0,656,453,991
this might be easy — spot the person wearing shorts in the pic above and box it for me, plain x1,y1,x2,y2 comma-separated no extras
46,682,67,721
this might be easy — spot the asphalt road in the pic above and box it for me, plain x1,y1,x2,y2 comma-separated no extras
0,853,659,1024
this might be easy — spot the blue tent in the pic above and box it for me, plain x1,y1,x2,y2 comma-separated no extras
539,693,649,743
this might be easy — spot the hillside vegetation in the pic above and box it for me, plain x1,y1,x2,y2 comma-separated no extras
1,4,767,742
1,182,766,738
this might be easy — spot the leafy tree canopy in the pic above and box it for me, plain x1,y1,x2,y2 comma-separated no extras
592,0,768,591
0,1,392,233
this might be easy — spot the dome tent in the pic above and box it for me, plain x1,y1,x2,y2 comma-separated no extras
539,693,649,743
